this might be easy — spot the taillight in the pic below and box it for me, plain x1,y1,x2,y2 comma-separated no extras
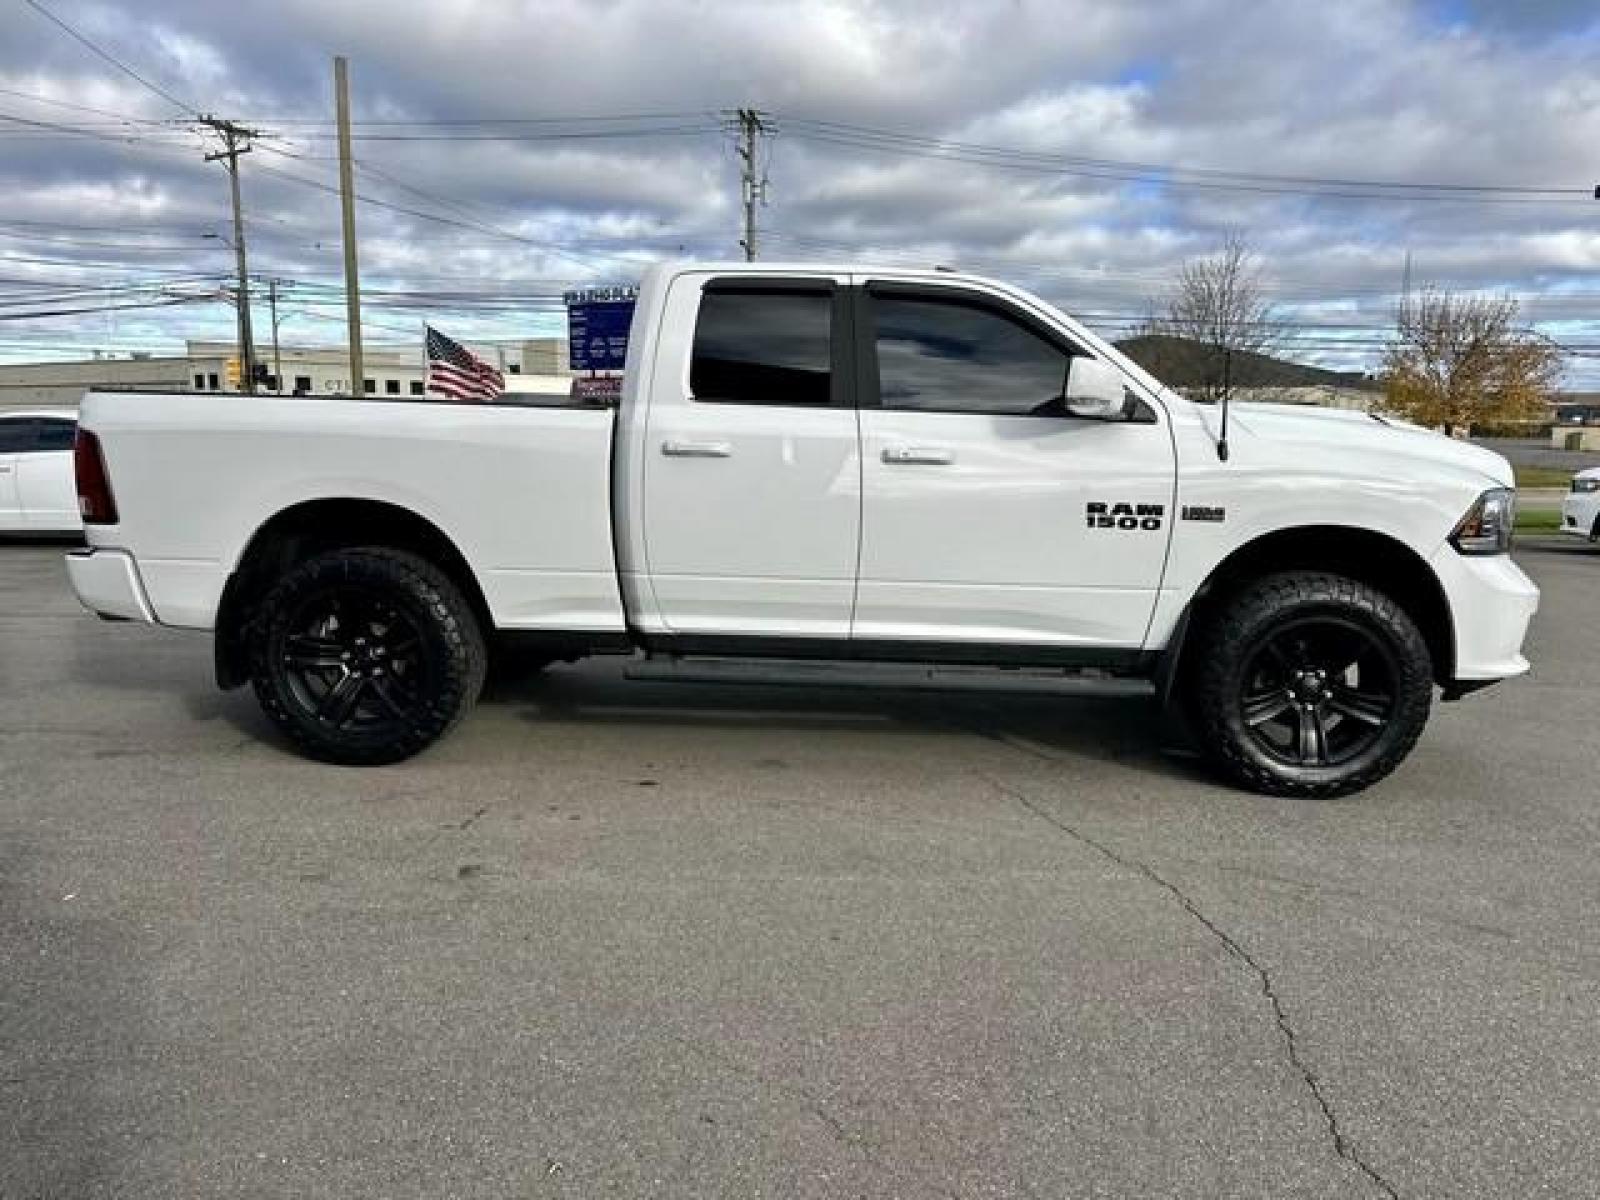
74,428,118,524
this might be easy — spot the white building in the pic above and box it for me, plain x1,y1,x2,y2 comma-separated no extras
0,338,571,412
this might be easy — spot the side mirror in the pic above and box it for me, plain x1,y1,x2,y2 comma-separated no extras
1064,358,1128,420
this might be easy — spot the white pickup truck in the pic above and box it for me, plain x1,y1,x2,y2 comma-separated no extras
66,261,1538,796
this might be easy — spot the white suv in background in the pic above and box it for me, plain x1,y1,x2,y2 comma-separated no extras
1561,467,1600,543
0,409,81,534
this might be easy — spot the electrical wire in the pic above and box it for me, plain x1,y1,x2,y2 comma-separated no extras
21,0,199,118
777,116,1590,198
0,84,174,126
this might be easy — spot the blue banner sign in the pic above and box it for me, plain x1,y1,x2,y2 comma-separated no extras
566,298,636,372
565,286,638,373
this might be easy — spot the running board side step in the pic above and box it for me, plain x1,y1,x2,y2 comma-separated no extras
623,656,1156,698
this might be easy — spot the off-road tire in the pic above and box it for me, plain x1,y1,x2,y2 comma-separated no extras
1187,571,1433,798
248,546,487,765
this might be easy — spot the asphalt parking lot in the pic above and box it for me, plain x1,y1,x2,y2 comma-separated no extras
3,540,1598,1199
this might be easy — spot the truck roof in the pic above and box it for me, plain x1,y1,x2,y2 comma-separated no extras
643,259,1014,288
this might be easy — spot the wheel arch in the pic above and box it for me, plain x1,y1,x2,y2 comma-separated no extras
215,497,491,689
1158,524,1456,703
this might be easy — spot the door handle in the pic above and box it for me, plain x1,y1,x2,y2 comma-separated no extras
661,439,733,458
0,465,11,473
881,445,954,466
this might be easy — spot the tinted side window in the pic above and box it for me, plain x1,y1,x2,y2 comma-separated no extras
34,419,76,451
872,294,1074,416
0,419,36,453
690,289,832,406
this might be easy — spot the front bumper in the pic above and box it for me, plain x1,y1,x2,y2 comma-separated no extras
65,548,157,623
1427,544,1539,683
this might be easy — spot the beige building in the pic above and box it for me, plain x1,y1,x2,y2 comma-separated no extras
1550,395,1600,450
0,338,571,412
1230,385,1380,413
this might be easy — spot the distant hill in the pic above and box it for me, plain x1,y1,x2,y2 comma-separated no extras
1113,334,1381,392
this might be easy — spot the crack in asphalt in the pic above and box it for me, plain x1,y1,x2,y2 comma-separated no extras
982,773,1402,1200
451,805,489,832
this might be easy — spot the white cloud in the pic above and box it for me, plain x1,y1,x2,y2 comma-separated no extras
0,0,1595,381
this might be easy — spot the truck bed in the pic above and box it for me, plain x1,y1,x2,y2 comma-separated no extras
76,390,627,633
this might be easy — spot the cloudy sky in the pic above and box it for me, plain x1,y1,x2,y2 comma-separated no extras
2,0,1597,383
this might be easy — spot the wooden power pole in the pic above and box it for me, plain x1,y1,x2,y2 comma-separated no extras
334,56,364,395
201,116,260,393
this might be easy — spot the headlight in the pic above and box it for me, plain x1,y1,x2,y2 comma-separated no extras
1450,488,1515,556
1572,477,1600,494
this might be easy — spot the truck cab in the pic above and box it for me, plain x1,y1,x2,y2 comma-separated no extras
615,267,1173,657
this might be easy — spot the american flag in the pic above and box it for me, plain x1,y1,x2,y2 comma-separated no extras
425,325,504,402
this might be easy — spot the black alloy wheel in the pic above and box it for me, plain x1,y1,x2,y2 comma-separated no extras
1237,616,1398,769
1187,572,1434,798
248,546,486,764
278,585,428,736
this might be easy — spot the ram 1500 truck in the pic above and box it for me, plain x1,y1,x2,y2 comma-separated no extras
65,261,1539,796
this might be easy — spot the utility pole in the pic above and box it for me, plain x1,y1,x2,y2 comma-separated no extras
734,108,769,261
201,116,261,393
267,277,282,393
334,56,364,395
1400,249,1413,326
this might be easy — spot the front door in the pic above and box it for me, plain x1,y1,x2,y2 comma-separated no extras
853,284,1175,653
638,275,861,639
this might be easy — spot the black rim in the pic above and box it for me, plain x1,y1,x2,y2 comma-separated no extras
1238,615,1398,769
277,585,428,734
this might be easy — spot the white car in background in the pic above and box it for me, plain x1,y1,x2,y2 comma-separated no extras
1561,467,1600,542
0,409,81,534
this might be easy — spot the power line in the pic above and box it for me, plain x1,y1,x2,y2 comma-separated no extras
248,110,720,128
777,119,1594,206
0,84,173,126
21,0,198,117
779,116,1590,198
0,295,208,321
0,110,193,146
288,123,724,143
0,251,224,273
0,229,220,251
0,217,221,235
251,149,641,272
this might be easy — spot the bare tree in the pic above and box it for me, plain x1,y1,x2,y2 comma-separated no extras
1382,289,1561,436
1144,233,1290,402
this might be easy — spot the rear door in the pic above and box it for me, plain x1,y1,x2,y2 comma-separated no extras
0,416,30,531
853,282,1175,654
18,416,79,531
638,275,860,639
